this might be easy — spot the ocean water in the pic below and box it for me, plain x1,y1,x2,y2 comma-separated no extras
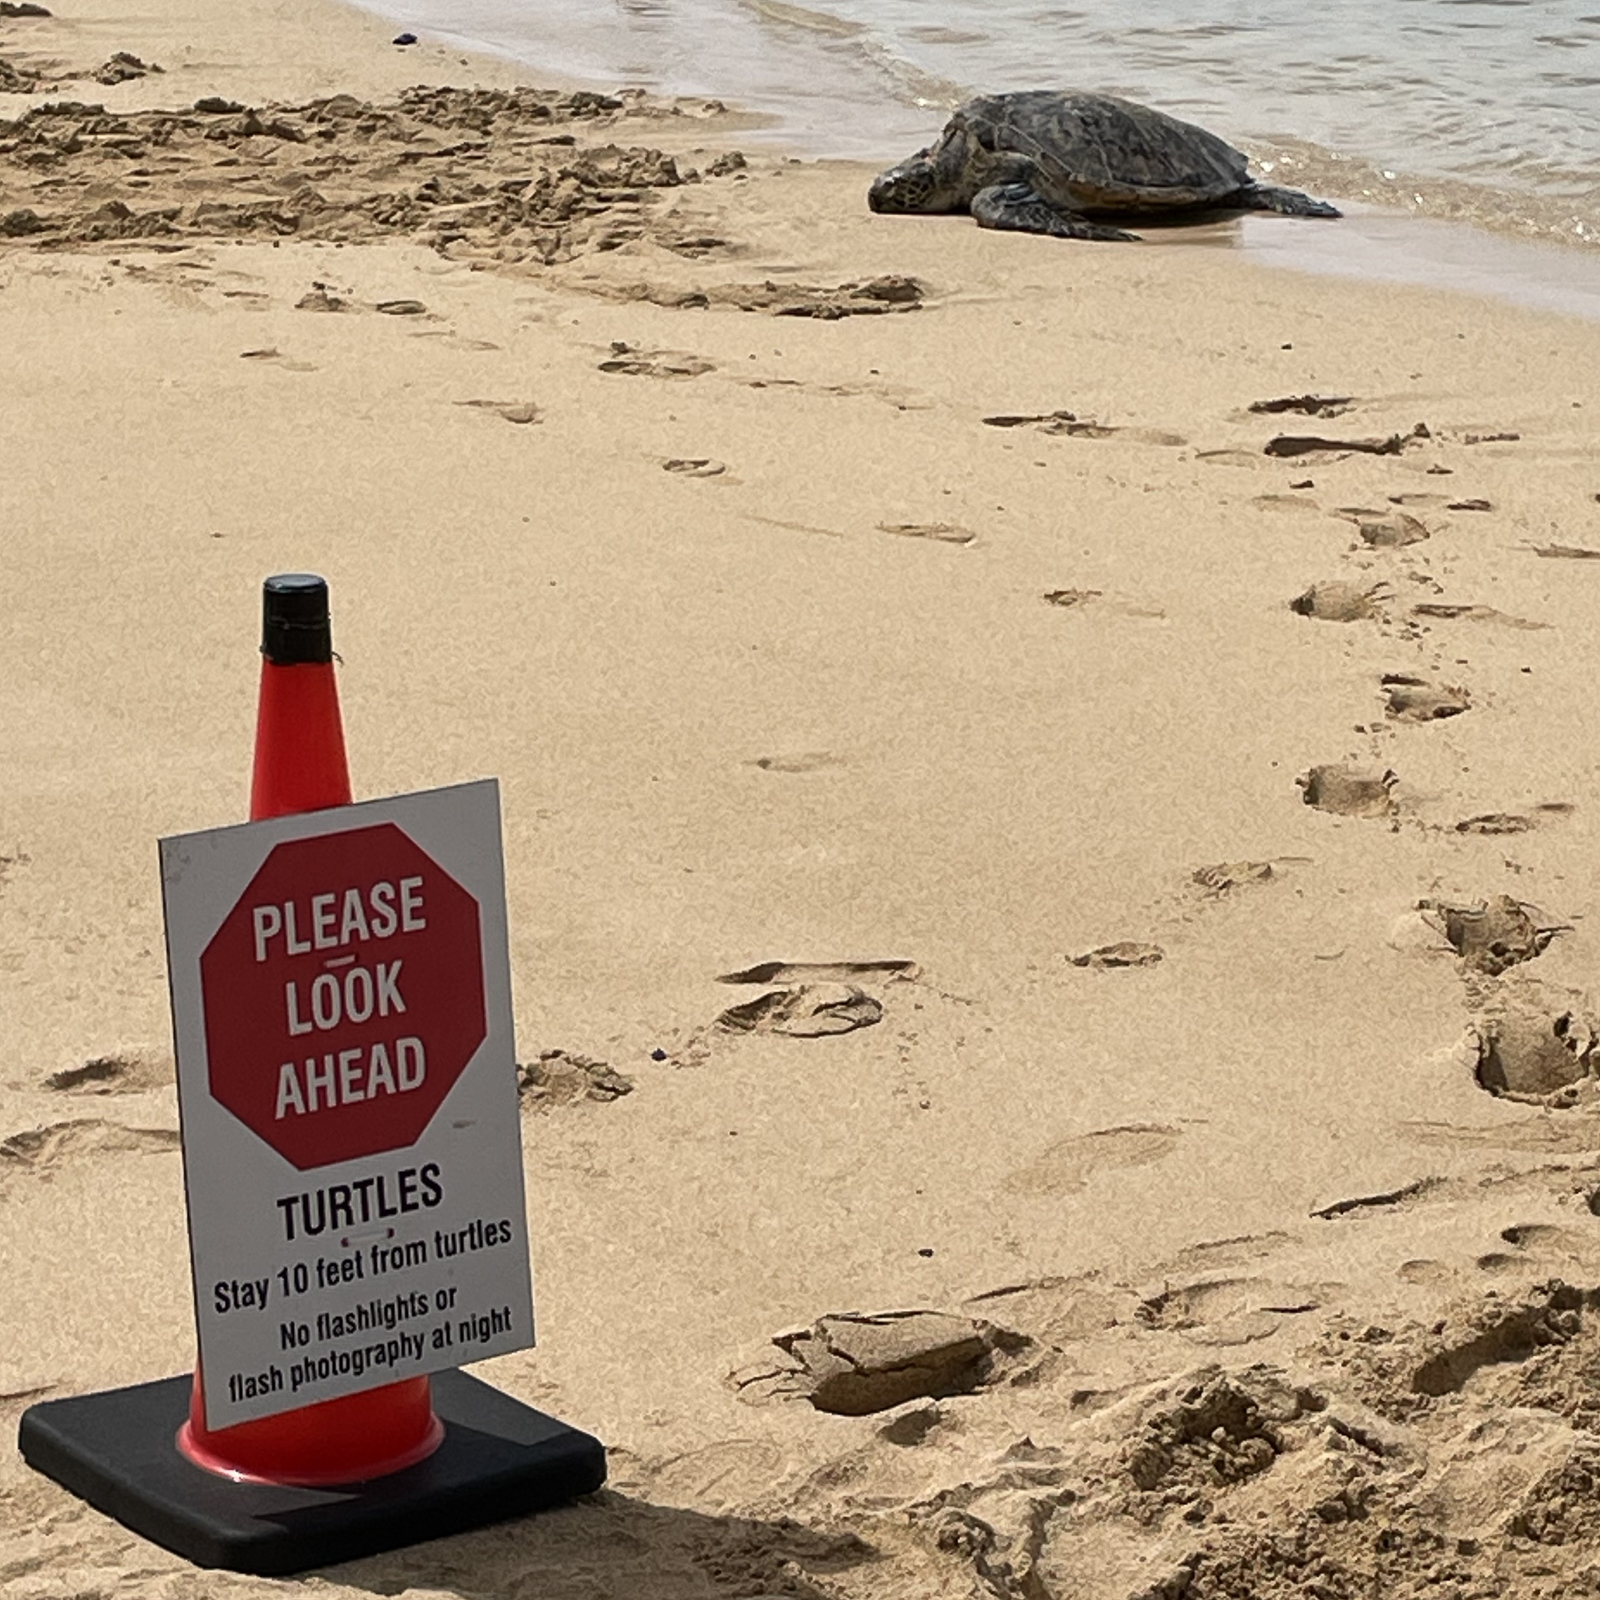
353,0,1600,256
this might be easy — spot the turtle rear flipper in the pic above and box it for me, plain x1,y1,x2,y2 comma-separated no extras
1235,182,1341,218
970,182,1140,242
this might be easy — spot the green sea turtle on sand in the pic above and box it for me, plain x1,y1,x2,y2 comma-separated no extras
869,91,1340,242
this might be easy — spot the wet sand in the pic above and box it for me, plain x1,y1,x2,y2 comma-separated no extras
8,3,1600,1598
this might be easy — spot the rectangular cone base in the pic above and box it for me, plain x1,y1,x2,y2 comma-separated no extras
17,1369,606,1576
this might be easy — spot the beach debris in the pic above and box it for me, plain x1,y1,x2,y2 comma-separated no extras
517,1049,633,1107
1420,894,1564,975
1461,430,1520,444
374,299,426,316
1448,498,1493,511
1043,588,1103,608
1530,542,1600,561
1381,673,1469,722
1248,393,1352,417
0,4,52,15
707,149,746,176
393,32,418,46
1298,764,1397,818
1356,510,1430,547
662,457,725,476
1191,860,1275,897
295,284,347,312
730,1309,1027,1415
716,983,883,1036
1472,1004,1596,1100
1070,941,1164,968
1264,425,1425,458
877,520,976,545
717,958,916,985
194,96,245,114
1290,579,1387,622
91,53,161,85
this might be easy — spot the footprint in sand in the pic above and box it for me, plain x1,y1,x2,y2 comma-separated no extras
1530,541,1600,561
0,1118,179,1191
1290,580,1389,622
1004,1124,1180,1199
1471,1004,1595,1101
44,1050,170,1094
716,985,883,1036
1455,803,1574,835
295,284,348,312
1247,393,1354,419
1264,425,1425,459
1069,941,1164,968
877,521,976,546
517,1049,633,1108
454,399,542,424
1190,860,1280,898
239,346,317,372
1421,894,1566,975
1350,510,1430,548
1411,601,1549,630
1381,674,1470,722
718,958,916,985
747,751,846,773
1298,765,1398,818
599,342,716,379
1251,492,1323,514
982,410,1185,447
1043,589,1165,619
730,1309,1025,1415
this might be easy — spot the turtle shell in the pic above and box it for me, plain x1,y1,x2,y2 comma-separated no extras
955,91,1251,211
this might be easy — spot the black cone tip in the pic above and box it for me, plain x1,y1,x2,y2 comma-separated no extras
261,573,333,665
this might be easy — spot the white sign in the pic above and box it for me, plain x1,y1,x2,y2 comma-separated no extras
161,779,533,1428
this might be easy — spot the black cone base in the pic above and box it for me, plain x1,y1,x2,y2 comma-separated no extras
18,1369,605,1576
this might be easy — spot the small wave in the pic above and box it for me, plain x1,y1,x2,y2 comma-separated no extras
734,0,867,38
1247,136,1600,250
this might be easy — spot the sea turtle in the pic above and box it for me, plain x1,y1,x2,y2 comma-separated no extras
869,91,1339,242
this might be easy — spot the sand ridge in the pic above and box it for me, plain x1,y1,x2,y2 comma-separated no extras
7,2,1600,1598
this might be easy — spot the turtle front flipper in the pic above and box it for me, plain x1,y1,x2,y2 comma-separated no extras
1235,182,1340,218
970,182,1140,242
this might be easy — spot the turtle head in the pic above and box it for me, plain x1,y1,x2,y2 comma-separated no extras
868,145,961,213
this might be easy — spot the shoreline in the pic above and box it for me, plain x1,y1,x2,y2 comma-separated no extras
9,1,1600,1597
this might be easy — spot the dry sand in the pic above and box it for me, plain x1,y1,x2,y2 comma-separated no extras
8,3,1600,1597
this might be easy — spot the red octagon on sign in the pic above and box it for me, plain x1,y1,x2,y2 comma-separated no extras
200,823,486,1171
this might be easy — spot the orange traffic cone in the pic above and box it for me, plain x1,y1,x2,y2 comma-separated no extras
176,574,443,1486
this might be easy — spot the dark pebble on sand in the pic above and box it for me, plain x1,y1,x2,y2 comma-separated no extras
650,1047,667,1061
393,32,417,46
